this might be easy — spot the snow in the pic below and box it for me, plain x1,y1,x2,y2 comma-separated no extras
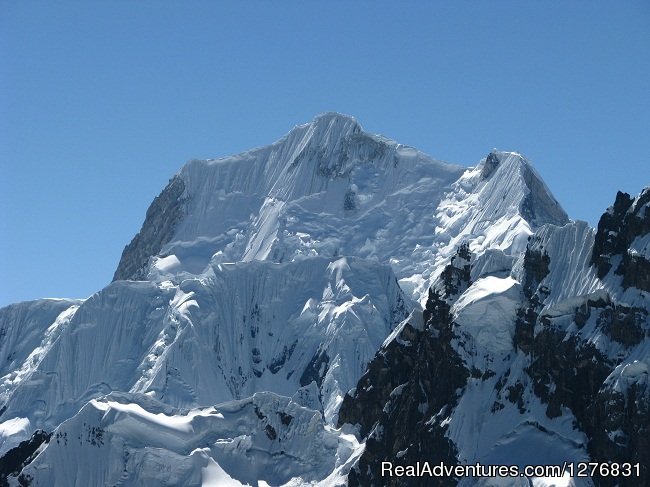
450,371,592,487
452,276,521,355
531,475,576,487
146,113,465,290
629,232,650,258
621,360,648,378
607,359,649,394
0,417,31,455
19,391,363,486
96,399,200,433
512,221,602,310
153,254,182,272
0,256,408,436
198,453,248,487
142,122,568,315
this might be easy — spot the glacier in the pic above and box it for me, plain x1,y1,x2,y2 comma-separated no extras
0,113,647,486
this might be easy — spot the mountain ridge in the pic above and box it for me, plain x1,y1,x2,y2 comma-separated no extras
113,113,568,309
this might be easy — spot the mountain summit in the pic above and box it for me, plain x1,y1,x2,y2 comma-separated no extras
114,113,567,306
1,114,647,486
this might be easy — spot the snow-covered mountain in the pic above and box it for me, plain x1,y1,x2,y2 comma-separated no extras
0,113,647,486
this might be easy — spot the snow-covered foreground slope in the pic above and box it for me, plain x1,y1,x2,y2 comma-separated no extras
0,113,647,486
18,391,362,487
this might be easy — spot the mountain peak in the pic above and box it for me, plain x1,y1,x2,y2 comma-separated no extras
292,112,365,160
480,150,501,179
287,112,363,151
479,150,568,227
113,114,466,285
310,111,360,128
112,118,566,295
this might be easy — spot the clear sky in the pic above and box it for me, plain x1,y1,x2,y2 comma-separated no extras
1,1,649,307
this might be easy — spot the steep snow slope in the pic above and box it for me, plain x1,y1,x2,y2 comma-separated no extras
114,115,567,308
115,113,466,287
412,151,568,299
18,391,362,486
0,299,81,454
0,257,408,440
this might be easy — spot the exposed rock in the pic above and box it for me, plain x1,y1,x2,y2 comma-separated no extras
513,304,538,354
0,430,51,486
521,241,550,299
591,187,650,291
514,239,551,353
440,243,472,297
338,247,473,486
528,329,612,419
620,252,650,292
343,188,357,211
598,304,646,347
113,176,186,281
299,349,330,389
338,298,468,486
514,202,650,486
268,341,297,374
480,151,501,179
524,297,648,485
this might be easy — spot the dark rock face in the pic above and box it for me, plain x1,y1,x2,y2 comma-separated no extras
513,304,538,355
268,341,297,374
338,305,468,486
521,241,550,299
440,243,471,297
113,176,186,281
527,321,649,487
508,203,650,487
584,301,650,486
343,188,357,211
0,430,51,486
516,227,649,486
590,379,650,484
338,248,473,487
620,252,650,292
480,152,501,179
514,240,551,353
598,303,647,347
527,327,613,420
299,349,330,389
592,191,635,277
591,187,650,291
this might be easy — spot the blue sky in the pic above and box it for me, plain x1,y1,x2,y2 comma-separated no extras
1,1,649,306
